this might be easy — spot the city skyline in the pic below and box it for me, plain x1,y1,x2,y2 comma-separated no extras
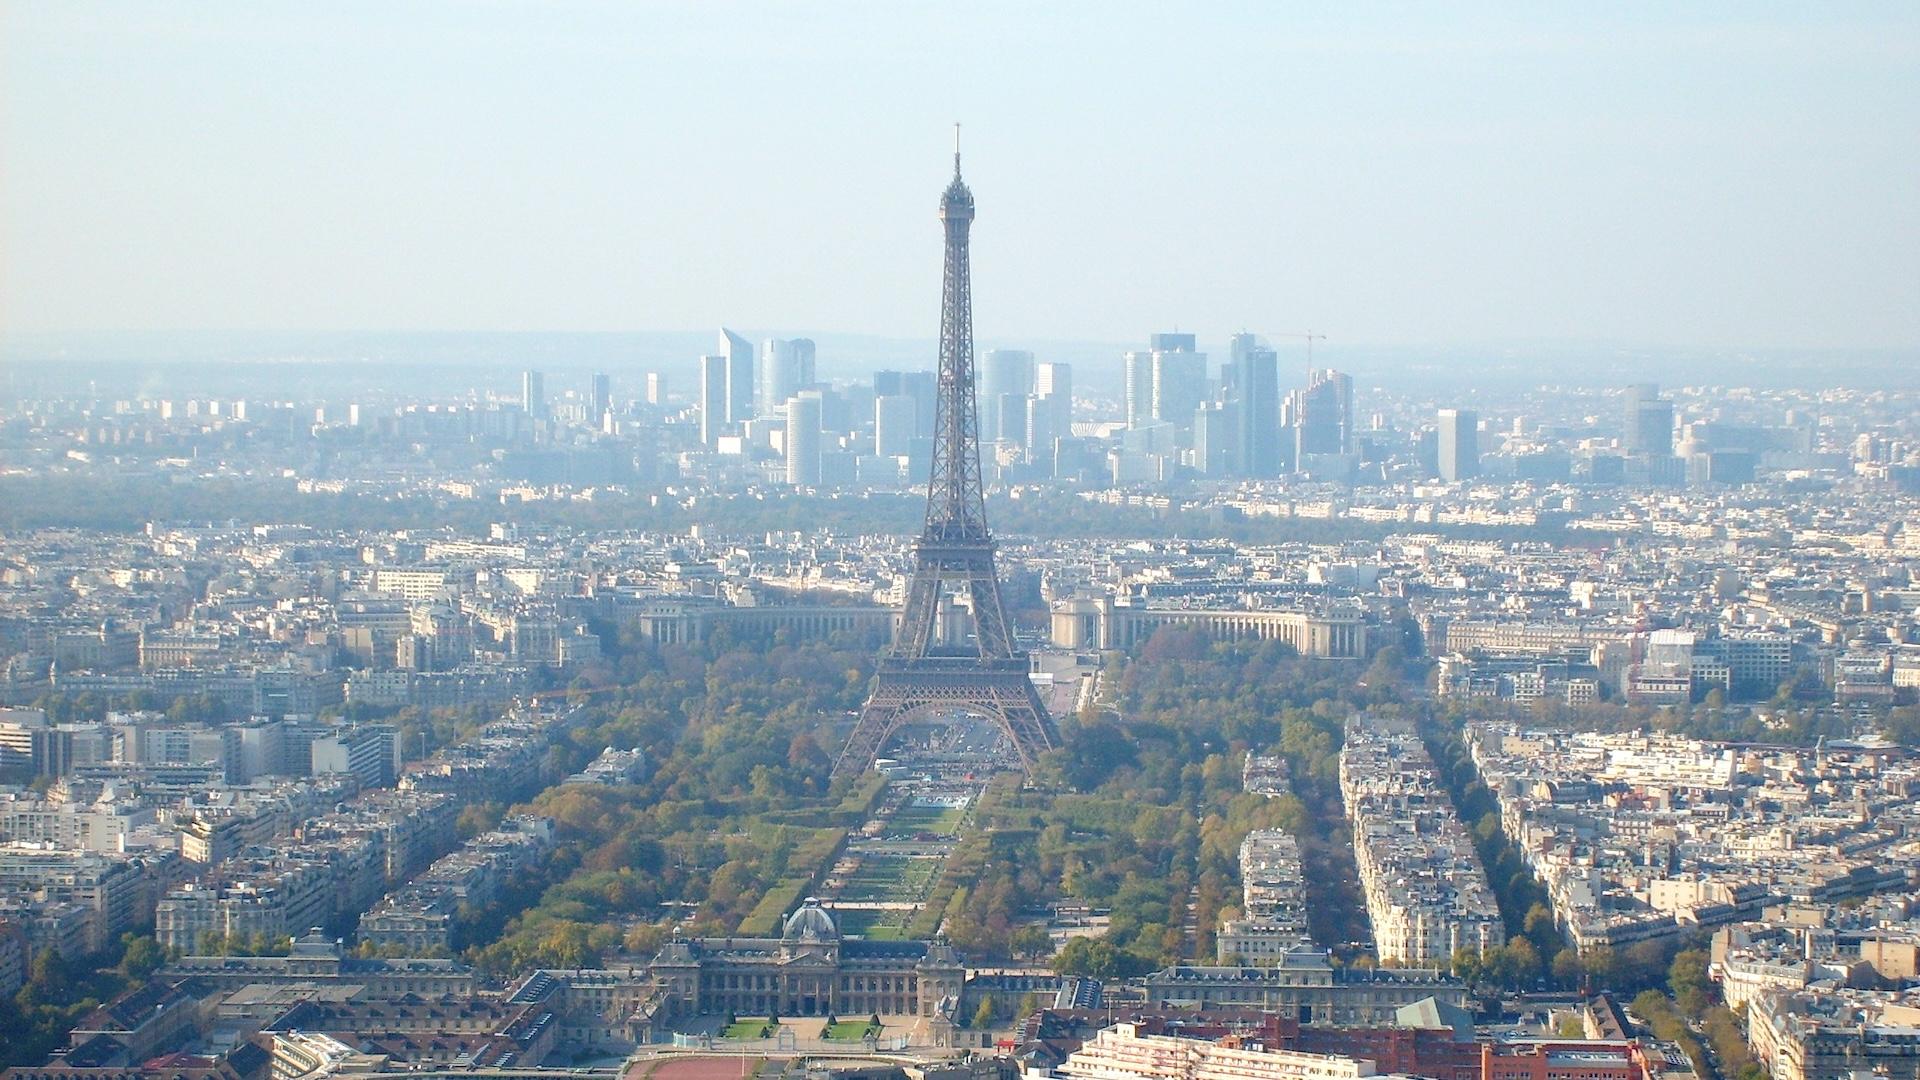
6,9,1920,1078
4,5,1917,350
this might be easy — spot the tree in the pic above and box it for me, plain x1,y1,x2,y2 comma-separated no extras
972,997,996,1030
1523,903,1558,950
1364,645,1407,689
1669,949,1712,1018
1011,924,1053,961
1054,936,1125,979
456,801,504,839
1624,940,1672,993
118,936,166,981
623,923,668,956
1451,946,1484,984
1505,938,1543,988
1057,720,1137,791
1552,948,1584,987
26,948,71,1002
1582,945,1620,987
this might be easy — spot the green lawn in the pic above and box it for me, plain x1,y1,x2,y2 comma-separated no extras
837,856,939,902
722,1019,780,1039
831,909,913,940
891,802,968,834
735,877,810,936
824,1021,882,1041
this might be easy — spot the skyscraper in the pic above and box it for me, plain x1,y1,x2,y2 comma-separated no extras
900,370,937,439
989,393,1022,445
521,370,545,419
981,349,1034,444
698,355,728,447
1024,395,1060,467
1227,335,1280,477
784,393,822,486
1294,368,1354,463
1150,341,1206,432
1222,333,1253,396
1193,401,1235,475
798,339,817,385
1624,383,1674,457
720,328,755,426
1034,360,1073,433
761,338,816,416
645,372,666,406
1123,351,1154,428
874,394,916,457
1437,408,1479,481
589,372,611,424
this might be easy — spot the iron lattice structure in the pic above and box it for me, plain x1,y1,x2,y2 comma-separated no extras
831,147,1059,781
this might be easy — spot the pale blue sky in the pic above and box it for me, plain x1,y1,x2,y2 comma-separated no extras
3,3,1916,348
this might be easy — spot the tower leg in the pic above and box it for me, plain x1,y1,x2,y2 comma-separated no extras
833,664,1059,782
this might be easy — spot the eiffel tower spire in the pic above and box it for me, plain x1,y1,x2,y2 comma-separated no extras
831,139,1058,782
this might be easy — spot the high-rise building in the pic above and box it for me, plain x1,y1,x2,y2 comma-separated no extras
1437,408,1479,482
1624,383,1674,457
1151,343,1207,432
981,349,1035,444
899,371,937,438
1227,335,1280,477
1034,361,1073,438
874,394,917,457
799,339,818,388
784,393,822,486
812,384,850,434
983,392,1016,444
589,372,611,424
720,329,755,425
1293,368,1354,463
645,372,666,405
1025,396,1061,467
1123,351,1155,428
760,338,816,417
876,370,935,428
1221,333,1254,397
1193,401,1235,475
521,370,545,419
698,355,728,447
838,382,872,434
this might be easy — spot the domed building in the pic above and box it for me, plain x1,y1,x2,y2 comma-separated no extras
782,897,839,942
643,898,965,1031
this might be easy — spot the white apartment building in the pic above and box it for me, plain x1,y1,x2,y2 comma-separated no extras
1060,1023,1381,1080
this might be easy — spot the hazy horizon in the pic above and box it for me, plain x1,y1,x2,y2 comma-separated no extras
5,329,1917,399
4,5,1917,353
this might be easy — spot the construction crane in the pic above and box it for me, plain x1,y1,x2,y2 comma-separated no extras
1302,331,1327,378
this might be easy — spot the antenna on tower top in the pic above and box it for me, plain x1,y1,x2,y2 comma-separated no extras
953,122,962,177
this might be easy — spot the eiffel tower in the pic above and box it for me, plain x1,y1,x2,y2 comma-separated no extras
831,134,1059,782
